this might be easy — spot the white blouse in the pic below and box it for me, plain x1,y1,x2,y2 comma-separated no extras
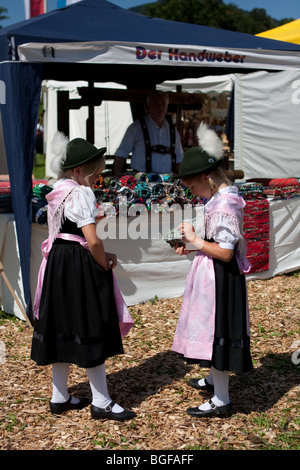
54,179,97,228
204,186,242,250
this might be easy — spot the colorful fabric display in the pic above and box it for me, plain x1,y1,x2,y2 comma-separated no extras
0,186,13,213
243,199,270,273
245,178,300,200
29,174,276,277
31,183,52,224
91,173,205,208
35,205,48,225
150,183,166,198
32,197,48,222
135,172,149,183
270,178,300,200
269,178,299,187
119,175,137,189
134,182,152,201
32,183,53,201
93,175,104,189
238,182,265,200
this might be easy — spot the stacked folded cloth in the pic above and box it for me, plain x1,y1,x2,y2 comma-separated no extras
246,178,300,200
32,182,53,225
265,178,300,200
0,181,13,213
238,182,269,273
243,198,270,274
238,182,265,200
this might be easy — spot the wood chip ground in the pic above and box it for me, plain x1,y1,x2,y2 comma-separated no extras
0,274,299,450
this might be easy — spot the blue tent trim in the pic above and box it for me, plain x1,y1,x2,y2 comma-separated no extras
0,63,42,323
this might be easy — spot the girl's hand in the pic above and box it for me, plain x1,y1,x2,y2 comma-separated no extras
175,244,194,256
105,252,117,269
178,222,196,243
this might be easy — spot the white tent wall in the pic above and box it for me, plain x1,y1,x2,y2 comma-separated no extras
234,70,300,180
43,81,133,178
157,74,234,94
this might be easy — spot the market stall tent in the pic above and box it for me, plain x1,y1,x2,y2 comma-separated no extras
2,0,300,323
256,19,300,45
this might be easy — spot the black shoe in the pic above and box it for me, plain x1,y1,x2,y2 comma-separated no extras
187,399,233,418
91,401,136,421
50,396,91,415
188,378,214,392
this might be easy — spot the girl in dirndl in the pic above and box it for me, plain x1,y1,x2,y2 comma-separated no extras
172,123,253,418
31,133,135,421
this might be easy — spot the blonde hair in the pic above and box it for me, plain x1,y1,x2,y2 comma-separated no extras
60,154,106,186
182,165,232,195
206,167,232,194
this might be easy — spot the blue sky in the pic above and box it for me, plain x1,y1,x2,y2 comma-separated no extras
0,0,299,28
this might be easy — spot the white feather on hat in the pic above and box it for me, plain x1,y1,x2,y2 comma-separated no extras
50,131,69,175
196,122,223,160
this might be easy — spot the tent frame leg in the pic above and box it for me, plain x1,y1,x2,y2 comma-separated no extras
0,260,32,329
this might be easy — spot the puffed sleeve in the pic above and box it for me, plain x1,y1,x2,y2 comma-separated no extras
64,186,97,228
213,213,242,249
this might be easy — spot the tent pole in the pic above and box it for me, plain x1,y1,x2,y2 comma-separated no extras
86,81,95,143
0,261,32,329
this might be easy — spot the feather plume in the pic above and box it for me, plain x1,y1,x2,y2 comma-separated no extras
50,131,69,175
196,122,223,160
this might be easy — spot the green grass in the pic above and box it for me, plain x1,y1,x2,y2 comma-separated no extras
0,309,18,326
33,153,46,179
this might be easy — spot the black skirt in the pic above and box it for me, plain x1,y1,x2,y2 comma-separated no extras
185,254,253,374
31,227,124,368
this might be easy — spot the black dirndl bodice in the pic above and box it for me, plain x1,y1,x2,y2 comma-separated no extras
31,219,124,368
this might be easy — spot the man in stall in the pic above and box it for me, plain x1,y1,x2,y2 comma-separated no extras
113,91,183,175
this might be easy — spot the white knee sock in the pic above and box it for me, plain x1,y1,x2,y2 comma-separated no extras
51,362,79,404
86,363,124,413
197,369,214,387
199,367,230,410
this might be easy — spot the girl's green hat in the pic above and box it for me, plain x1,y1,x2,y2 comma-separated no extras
176,147,222,178
176,122,224,179
62,138,106,169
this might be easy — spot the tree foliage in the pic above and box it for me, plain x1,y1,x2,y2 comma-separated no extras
0,6,9,28
131,0,294,35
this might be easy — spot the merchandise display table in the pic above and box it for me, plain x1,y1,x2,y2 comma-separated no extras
1,197,300,321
